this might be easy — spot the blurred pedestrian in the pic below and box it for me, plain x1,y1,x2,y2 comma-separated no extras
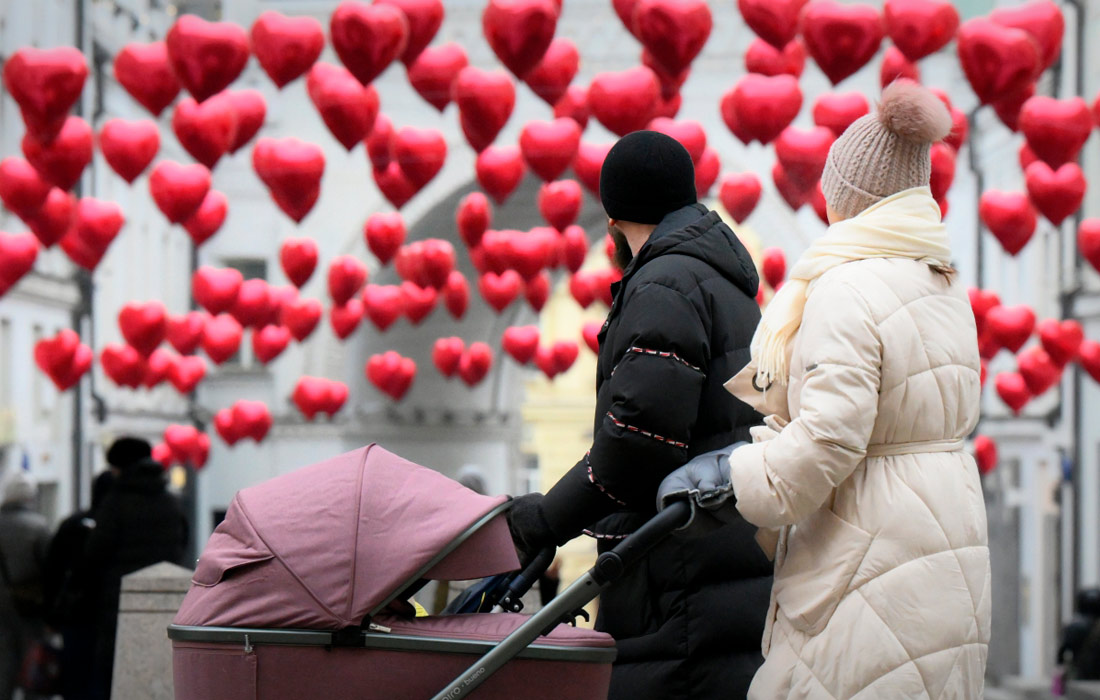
82,437,188,700
0,471,50,700
42,471,115,700
1058,588,1100,685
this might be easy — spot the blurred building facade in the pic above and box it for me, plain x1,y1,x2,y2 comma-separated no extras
1,0,1100,686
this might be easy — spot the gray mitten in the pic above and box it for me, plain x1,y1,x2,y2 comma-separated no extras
657,443,745,533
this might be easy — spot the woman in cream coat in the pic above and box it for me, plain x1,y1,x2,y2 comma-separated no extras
718,82,990,698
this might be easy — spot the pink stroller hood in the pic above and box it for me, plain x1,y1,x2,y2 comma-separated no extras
174,444,519,630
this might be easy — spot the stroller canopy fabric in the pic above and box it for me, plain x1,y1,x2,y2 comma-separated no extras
174,444,519,630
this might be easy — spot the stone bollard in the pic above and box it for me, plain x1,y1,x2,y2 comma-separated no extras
111,562,193,700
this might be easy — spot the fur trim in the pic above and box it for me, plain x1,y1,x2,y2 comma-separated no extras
877,80,952,143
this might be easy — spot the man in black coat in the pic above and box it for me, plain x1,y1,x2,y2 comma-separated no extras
81,438,188,700
508,131,772,699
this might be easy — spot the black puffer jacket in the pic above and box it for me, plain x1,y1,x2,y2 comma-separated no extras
541,204,773,699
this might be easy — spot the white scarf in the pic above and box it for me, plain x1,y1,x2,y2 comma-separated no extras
751,186,951,386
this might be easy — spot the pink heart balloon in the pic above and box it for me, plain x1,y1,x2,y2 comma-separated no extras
98,119,159,183
166,15,250,103
113,42,181,117
250,11,324,89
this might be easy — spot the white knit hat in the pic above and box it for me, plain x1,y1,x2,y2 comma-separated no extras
822,80,952,220
2,471,37,506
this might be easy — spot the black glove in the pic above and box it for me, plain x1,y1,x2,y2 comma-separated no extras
506,493,556,566
656,443,745,535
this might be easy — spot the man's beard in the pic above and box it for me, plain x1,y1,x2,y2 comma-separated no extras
609,225,633,271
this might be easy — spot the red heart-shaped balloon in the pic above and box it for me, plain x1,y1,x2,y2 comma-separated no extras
744,38,805,78
100,343,146,389
365,113,396,171
482,0,559,79
509,229,556,280
721,74,802,145
1017,345,1061,395
0,231,39,298
991,81,1034,132
456,193,492,249
395,127,447,188
458,342,494,387
292,377,328,420
202,313,244,365
582,321,602,354
192,266,243,315
280,297,323,341
737,0,808,49
1079,219,1100,275
224,89,267,154
1018,96,1093,169
538,179,582,231
967,287,1002,336
718,173,762,224
366,350,417,400
520,118,582,182
479,270,523,313
252,137,325,223
59,198,125,271
1038,319,1084,366
167,355,207,394
990,0,1064,73
149,161,211,224
1079,340,1100,384
119,300,168,357
214,408,243,446
883,0,959,62
524,272,552,312
801,1,884,85
166,15,250,103
406,43,468,112
0,157,52,219
307,63,381,151
956,19,1039,105
561,226,589,273
279,237,319,288
400,281,438,325
524,38,578,106
26,189,76,249
364,212,406,265
995,372,1031,414
774,126,834,190
166,425,210,469
1025,162,1086,226
646,118,706,164
432,336,465,377
113,42,180,117
34,329,88,391
572,142,610,197
986,304,1037,354
327,256,368,306
879,46,920,88
551,340,579,374
167,311,208,355
694,148,720,198
588,67,660,137
929,143,956,203
503,325,540,364
363,284,406,330
973,435,998,475
3,47,88,143
772,162,814,211
251,324,291,364
330,298,365,340
22,116,93,191
377,0,444,65
98,119,159,184
534,345,560,379
569,271,598,308
171,95,237,169
443,271,469,319
393,242,425,285
418,240,456,289
250,11,324,89
761,248,787,289
183,190,228,246
331,2,408,86
230,279,274,329
980,190,1037,256
476,146,527,204
142,348,175,389
553,85,590,130
454,67,516,152
812,92,870,137
372,162,418,209
633,0,712,76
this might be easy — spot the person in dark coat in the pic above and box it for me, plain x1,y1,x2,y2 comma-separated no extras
82,438,188,700
42,471,115,700
507,131,772,699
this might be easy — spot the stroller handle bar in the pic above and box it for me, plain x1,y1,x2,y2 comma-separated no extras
430,500,692,700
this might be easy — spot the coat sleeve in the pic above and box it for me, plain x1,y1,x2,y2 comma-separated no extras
729,279,882,529
541,281,709,540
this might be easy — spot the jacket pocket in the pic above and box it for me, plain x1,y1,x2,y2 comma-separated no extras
773,507,872,637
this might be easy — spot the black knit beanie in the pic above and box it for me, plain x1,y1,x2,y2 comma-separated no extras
599,131,697,225
106,437,152,469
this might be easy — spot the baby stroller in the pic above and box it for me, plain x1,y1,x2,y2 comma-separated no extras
168,444,690,699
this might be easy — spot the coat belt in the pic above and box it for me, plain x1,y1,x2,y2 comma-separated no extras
865,438,964,457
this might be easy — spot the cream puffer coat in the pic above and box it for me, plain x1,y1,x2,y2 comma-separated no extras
727,257,991,699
